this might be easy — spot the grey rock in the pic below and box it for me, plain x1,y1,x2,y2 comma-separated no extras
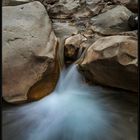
90,5,133,34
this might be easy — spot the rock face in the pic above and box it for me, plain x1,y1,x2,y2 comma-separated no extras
62,5,138,66
48,0,138,92
47,0,80,19
64,34,87,64
78,35,138,92
2,1,59,103
90,5,133,34
2,0,138,100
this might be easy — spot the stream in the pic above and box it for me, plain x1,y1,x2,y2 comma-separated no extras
2,64,138,140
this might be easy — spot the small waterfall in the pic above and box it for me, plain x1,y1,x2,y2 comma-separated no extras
2,65,137,140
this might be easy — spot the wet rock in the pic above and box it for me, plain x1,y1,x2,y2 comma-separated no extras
2,1,59,103
63,29,105,65
90,5,133,35
64,34,87,65
78,35,138,92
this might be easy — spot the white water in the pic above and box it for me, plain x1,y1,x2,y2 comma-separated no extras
2,65,137,140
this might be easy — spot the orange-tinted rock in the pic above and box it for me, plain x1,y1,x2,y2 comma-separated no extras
64,34,87,65
2,1,59,103
78,35,138,92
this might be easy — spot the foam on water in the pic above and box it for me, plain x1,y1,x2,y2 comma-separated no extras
2,65,137,140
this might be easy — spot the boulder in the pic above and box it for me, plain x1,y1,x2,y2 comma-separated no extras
90,5,133,35
2,1,59,103
78,35,138,92
52,19,80,68
64,34,87,65
63,30,105,65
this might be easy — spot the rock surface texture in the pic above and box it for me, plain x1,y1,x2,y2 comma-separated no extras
64,34,87,64
2,1,59,103
78,35,138,92
90,5,133,34
2,0,138,104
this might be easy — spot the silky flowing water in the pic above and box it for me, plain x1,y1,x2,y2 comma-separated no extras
2,65,138,140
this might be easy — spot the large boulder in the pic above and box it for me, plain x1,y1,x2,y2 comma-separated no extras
90,5,133,35
2,1,59,103
78,35,138,92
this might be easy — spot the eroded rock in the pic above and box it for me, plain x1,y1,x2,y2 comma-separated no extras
78,35,138,92
2,1,59,103
47,0,80,19
90,5,133,34
64,34,87,65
